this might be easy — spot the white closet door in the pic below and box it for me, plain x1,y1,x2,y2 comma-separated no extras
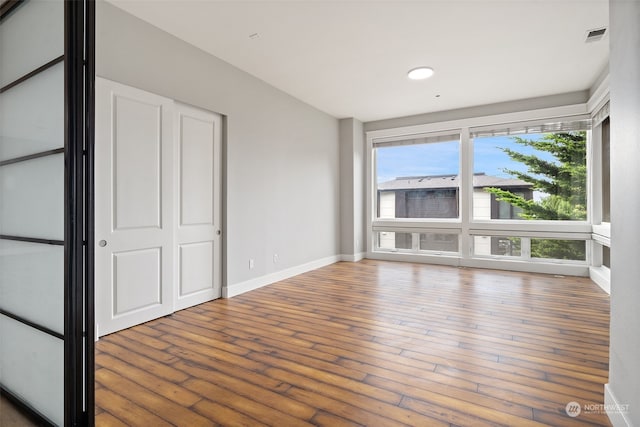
95,78,174,336
174,103,222,310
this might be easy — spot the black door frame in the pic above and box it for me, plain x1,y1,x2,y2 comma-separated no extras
65,0,94,425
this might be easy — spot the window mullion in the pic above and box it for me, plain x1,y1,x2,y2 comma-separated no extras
460,128,472,259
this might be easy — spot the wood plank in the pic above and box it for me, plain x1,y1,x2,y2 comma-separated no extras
96,368,215,426
95,353,201,407
173,360,314,420
95,340,189,383
284,386,409,427
162,333,264,371
94,412,128,427
169,348,288,391
434,364,604,402
252,352,401,404
100,333,179,364
264,367,448,426
191,399,269,427
399,395,544,427
95,388,172,427
312,411,364,427
185,378,316,426
117,328,172,350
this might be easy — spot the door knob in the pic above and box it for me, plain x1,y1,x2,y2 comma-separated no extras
98,240,107,247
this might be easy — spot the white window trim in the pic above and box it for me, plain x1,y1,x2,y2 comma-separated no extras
592,224,611,243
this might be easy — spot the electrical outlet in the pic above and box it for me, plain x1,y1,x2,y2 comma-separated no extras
273,253,279,264
249,259,255,269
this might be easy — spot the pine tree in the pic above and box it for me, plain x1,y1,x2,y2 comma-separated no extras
485,131,587,260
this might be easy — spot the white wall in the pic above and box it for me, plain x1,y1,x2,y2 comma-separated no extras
607,0,640,425
96,1,340,291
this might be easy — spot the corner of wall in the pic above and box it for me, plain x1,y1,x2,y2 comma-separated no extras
340,253,365,263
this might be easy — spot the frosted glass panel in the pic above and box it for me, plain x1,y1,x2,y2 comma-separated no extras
0,0,64,87
0,315,63,425
0,240,64,334
0,154,64,240
0,62,64,161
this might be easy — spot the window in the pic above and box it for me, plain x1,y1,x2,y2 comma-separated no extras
472,119,589,221
420,233,459,252
474,236,522,257
603,245,610,268
473,236,586,262
375,134,460,220
368,113,593,274
376,231,459,254
493,191,526,219
531,239,586,261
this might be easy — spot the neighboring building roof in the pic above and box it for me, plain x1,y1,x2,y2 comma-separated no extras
377,173,532,191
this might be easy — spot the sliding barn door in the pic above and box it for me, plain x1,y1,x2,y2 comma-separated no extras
174,103,222,310
95,78,174,336
1,0,93,424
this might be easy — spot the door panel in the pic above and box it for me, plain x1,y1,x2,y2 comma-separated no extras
179,242,214,296
95,78,174,337
114,96,162,230
180,115,214,226
174,103,222,310
113,248,162,315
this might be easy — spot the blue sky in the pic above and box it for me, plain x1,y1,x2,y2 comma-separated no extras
376,134,556,183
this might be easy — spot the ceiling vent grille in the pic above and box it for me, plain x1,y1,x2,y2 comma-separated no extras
586,27,607,42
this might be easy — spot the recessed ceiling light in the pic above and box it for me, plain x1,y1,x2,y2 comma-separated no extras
407,67,434,80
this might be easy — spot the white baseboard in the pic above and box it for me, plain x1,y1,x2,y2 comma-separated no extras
605,384,634,427
589,266,611,294
223,255,341,298
341,252,365,262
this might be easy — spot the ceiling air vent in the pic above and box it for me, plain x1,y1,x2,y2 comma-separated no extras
586,27,607,42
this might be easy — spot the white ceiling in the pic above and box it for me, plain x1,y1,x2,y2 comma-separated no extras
106,0,609,122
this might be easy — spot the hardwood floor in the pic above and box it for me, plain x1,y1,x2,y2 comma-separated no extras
95,260,611,426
